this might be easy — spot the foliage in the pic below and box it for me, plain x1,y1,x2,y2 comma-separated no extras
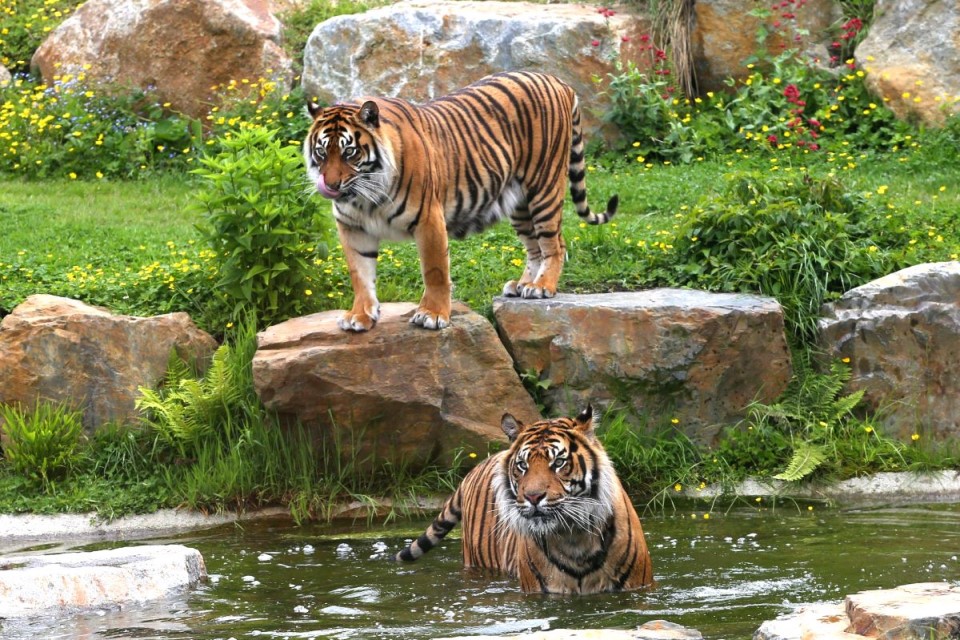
0,399,85,488
191,126,333,327
136,349,242,459
643,169,906,345
0,0,83,72
602,0,913,161
736,352,945,482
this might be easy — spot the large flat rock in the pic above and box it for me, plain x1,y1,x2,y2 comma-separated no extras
252,302,540,468
493,290,791,443
0,544,206,618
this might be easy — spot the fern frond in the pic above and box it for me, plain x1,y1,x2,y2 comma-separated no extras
774,443,827,482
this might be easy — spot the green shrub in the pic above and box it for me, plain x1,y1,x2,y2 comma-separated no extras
0,399,85,488
646,169,906,345
191,125,333,327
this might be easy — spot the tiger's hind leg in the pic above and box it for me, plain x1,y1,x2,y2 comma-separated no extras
502,202,543,297
509,188,566,299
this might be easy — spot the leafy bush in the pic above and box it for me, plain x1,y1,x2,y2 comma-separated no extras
732,352,940,482
0,399,85,488
645,169,906,345
0,74,202,179
191,125,333,327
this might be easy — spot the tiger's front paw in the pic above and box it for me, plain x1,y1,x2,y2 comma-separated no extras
338,305,380,332
502,280,556,299
410,307,450,330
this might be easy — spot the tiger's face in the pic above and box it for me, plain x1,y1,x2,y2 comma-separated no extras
304,100,392,204
496,406,617,536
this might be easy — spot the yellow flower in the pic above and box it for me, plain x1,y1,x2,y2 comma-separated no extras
703,513,710,520
226,322,234,328
305,289,313,296
841,357,851,363
468,452,478,459
671,417,679,424
674,483,682,492
68,172,77,179
911,433,920,442
864,425,874,434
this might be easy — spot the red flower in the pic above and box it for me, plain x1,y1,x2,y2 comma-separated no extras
640,34,651,43
655,48,667,60
621,35,631,43
767,134,779,145
808,118,821,128
783,84,801,102
591,39,600,47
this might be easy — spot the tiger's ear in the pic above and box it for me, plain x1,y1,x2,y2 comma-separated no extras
501,413,522,442
359,100,380,128
574,404,598,436
307,101,322,119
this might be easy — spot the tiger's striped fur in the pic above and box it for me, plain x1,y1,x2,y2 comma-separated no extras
396,406,654,595
304,71,617,332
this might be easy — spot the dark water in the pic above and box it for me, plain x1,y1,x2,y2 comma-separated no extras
3,501,960,640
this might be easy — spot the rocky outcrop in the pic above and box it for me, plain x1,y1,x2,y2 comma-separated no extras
252,302,540,468
755,582,960,640
693,0,840,93
437,621,703,640
0,64,11,86
302,0,652,138
0,295,217,432
493,290,792,444
0,544,206,618
818,262,960,440
856,0,960,126
31,0,293,119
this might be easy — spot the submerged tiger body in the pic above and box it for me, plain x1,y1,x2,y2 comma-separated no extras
396,407,654,595
304,71,617,332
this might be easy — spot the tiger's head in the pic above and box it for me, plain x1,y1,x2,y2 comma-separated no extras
495,405,618,537
304,100,393,204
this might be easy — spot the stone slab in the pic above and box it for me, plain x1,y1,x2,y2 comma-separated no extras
0,544,206,618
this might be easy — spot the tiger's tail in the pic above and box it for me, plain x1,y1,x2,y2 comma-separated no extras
396,489,463,562
569,96,618,225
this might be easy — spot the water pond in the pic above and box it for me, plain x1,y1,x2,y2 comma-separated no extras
4,500,960,640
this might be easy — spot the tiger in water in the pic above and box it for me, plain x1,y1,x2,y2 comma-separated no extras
396,406,654,595
304,71,617,332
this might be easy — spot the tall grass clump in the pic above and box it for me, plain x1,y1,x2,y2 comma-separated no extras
0,399,85,489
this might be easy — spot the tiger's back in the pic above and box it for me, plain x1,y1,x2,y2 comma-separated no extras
396,407,654,595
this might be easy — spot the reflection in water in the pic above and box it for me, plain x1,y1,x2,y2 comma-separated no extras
2,503,960,639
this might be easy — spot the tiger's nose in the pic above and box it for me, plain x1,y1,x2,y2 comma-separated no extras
524,491,546,506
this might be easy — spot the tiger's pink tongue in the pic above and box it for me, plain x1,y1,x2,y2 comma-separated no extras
317,175,340,199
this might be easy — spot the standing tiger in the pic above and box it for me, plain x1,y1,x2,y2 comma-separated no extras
304,71,617,332
396,406,654,595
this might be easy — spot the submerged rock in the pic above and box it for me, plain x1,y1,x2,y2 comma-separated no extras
493,290,791,444
0,544,206,618
755,582,960,640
